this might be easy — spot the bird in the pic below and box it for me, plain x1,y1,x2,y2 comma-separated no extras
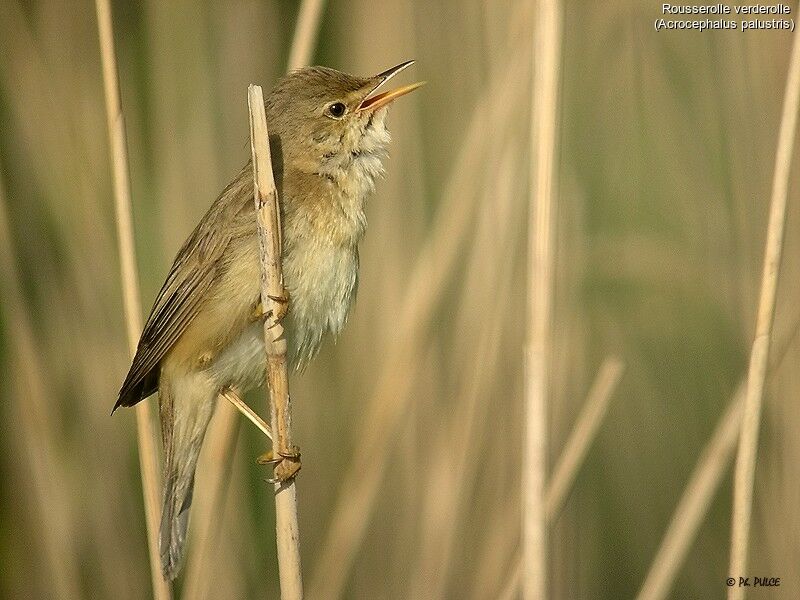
113,61,423,580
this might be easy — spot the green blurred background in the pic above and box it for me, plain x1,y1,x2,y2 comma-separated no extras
1,1,799,598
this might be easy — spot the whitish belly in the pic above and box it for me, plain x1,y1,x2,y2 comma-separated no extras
208,321,266,391
283,243,359,367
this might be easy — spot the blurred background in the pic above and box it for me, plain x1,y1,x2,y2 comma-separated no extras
1,1,799,598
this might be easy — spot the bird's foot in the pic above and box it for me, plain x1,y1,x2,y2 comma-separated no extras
250,290,290,328
258,445,301,484
267,290,290,325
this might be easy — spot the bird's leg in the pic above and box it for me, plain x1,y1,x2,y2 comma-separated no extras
246,288,298,483
249,289,290,327
220,389,272,439
220,390,300,480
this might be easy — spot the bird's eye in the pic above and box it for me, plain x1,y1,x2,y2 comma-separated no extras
327,102,346,118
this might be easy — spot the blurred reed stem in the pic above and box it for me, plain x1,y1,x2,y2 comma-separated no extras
525,0,562,597
249,83,303,600
641,316,800,600
640,387,743,600
728,26,800,600
409,145,522,599
504,356,624,599
544,357,624,519
287,0,327,72
181,401,241,600
308,34,533,599
93,1,168,597
0,158,83,600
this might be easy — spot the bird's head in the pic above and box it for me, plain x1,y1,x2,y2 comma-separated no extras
265,61,423,179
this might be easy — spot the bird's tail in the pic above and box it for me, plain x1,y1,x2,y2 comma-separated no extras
158,371,217,580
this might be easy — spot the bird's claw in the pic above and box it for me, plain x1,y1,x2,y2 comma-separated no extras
250,290,290,328
257,450,281,465
258,446,301,484
267,291,290,327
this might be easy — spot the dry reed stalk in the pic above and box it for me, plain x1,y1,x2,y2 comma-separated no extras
93,1,169,597
639,389,743,600
544,357,624,518
309,40,532,600
186,0,327,582
181,401,241,600
1,4,147,593
411,320,506,598
0,160,83,600
728,29,800,599
248,84,303,600
311,6,534,596
525,0,562,597
183,6,324,590
498,559,524,600
639,317,800,600
501,356,625,599
409,149,522,599
286,0,327,72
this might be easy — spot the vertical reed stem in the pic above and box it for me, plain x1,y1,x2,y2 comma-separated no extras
94,1,170,597
182,4,324,590
524,0,561,598
504,356,624,599
248,84,303,600
728,29,800,600
286,0,327,72
0,160,83,600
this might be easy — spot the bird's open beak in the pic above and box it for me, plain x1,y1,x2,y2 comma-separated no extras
358,60,425,112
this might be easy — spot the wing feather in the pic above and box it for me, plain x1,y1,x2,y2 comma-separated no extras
115,168,252,409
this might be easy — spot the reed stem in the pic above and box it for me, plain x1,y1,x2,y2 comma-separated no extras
94,1,169,597
728,28,800,600
287,0,327,72
248,84,303,600
525,0,562,597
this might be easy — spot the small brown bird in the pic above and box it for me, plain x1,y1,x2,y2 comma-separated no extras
114,62,422,580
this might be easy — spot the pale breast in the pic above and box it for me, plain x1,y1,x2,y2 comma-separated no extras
282,237,359,367
206,135,379,385
204,220,360,391
208,320,266,391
